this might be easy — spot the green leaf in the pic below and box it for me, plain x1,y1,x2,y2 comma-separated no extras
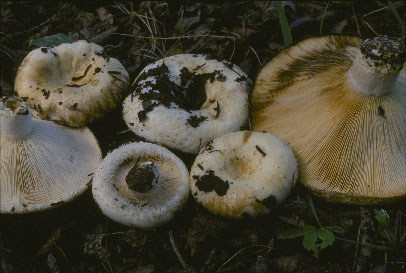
275,1,292,47
29,33,72,48
302,226,318,253
374,209,390,226
278,228,305,239
318,228,335,249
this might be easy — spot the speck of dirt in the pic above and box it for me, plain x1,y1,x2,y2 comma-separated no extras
259,195,277,209
126,162,158,193
132,62,227,122
377,105,386,119
193,169,229,196
187,115,207,127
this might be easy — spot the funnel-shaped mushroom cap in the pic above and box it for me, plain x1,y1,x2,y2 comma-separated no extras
190,131,298,218
14,40,130,127
123,54,250,154
92,142,189,228
251,35,406,204
0,96,101,213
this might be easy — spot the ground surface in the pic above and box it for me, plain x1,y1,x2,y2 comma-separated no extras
1,1,406,273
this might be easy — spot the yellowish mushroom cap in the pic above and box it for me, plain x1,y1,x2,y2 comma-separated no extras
251,35,406,204
0,96,102,213
14,40,130,127
92,142,189,228
190,131,298,218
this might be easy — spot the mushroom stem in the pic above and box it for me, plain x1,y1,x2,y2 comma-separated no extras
0,97,33,140
125,161,160,193
348,36,405,96
349,36,406,96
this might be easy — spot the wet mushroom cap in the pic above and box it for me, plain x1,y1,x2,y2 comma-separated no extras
92,142,189,228
0,96,101,213
123,54,250,154
251,35,406,204
14,40,130,127
190,131,298,218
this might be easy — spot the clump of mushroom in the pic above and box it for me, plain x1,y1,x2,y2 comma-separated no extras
0,96,101,213
251,35,406,204
123,54,250,154
190,131,298,218
14,40,130,127
92,142,189,228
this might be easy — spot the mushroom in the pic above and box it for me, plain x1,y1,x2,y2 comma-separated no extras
0,96,101,213
190,131,298,218
14,40,130,127
123,54,250,154
92,142,189,228
251,35,406,204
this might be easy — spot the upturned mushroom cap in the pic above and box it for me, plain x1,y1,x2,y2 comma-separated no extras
14,40,130,127
92,142,189,228
0,96,101,213
123,54,250,154
251,35,406,204
190,131,298,218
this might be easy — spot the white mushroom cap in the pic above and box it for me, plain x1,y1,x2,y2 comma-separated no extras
123,54,250,154
0,96,101,213
251,35,406,204
92,142,189,228
190,131,298,218
14,40,130,127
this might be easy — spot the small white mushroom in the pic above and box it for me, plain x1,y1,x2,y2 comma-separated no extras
190,131,298,218
0,96,101,213
92,142,189,228
14,40,130,127
123,54,250,154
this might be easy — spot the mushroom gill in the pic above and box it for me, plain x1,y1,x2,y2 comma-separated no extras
250,35,406,204
0,96,101,213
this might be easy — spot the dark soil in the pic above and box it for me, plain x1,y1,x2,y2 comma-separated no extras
1,1,405,273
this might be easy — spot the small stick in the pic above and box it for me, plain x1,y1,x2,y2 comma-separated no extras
169,230,194,272
199,248,216,273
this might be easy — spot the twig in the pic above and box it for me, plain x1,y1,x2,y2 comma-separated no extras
352,207,376,273
110,33,236,41
215,245,272,273
169,230,194,272
335,237,389,251
199,248,216,273
249,46,262,66
352,3,361,36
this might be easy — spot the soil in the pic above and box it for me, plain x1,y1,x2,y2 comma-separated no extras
1,1,405,273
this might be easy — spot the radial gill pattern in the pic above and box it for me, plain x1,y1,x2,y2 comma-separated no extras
251,35,406,204
0,119,101,213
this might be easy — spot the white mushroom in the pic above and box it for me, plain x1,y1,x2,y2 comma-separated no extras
0,96,101,213
14,40,130,127
190,131,298,218
123,54,250,154
92,142,189,228
251,35,406,204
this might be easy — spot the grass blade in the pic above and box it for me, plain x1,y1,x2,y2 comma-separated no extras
275,1,292,47
320,1,331,34
387,0,406,39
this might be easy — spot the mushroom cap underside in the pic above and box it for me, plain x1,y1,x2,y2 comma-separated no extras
92,142,189,228
190,131,298,218
250,35,406,204
14,40,130,127
0,118,101,213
